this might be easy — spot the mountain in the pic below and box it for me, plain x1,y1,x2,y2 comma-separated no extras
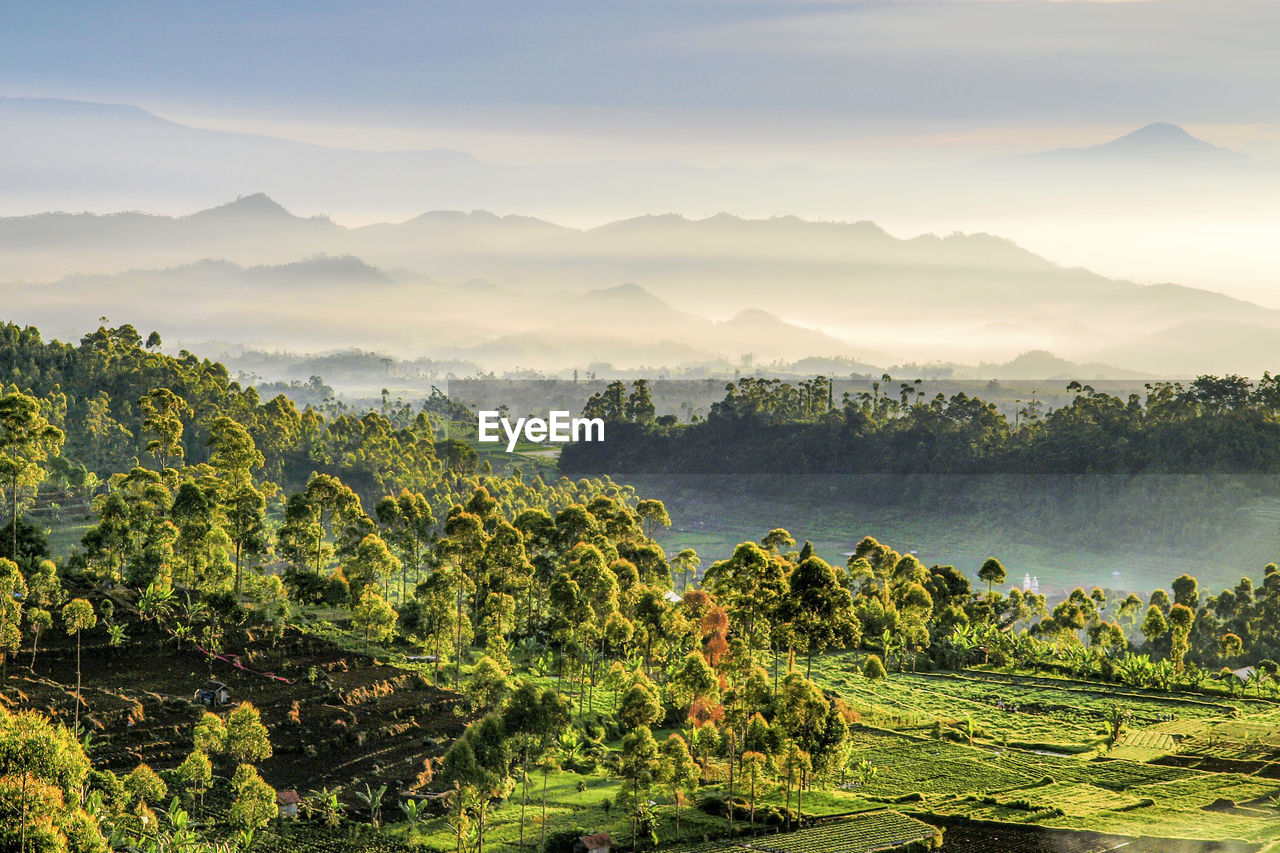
1028,123,1251,168
0,96,780,225
1087,320,1280,377
6,194,1280,373
8,96,1280,306
3,251,878,371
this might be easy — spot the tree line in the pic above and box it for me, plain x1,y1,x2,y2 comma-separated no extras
561,375,1280,474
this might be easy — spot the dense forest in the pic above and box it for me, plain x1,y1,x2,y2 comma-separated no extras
5,322,1280,852
561,375,1280,474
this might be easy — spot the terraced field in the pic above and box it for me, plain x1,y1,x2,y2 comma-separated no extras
812,654,1273,753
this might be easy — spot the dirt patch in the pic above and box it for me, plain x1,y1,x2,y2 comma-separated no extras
11,589,469,804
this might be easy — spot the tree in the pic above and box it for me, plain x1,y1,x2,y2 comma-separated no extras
138,388,189,470
375,489,436,599
863,654,887,681
0,392,65,560
779,741,811,829
225,702,272,766
978,557,1006,600
0,558,26,677
466,655,511,715
785,556,855,676
441,714,511,853
1172,574,1200,610
502,682,571,850
416,570,457,686
618,725,660,850
673,549,701,593
739,750,770,828
347,533,402,603
192,712,228,755
175,749,212,807
223,484,266,598
61,598,95,732
1141,604,1168,647
230,764,278,836
658,733,699,841
635,499,671,540
1168,603,1195,675
123,762,168,806
26,607,52,670
353,587,398,652
0,705,100,853
171,483,214,588
617,675,664,730
206,416,264,487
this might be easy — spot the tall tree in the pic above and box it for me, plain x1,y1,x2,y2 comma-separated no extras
138,387,190,470
785,556,855,676
0,559,26,678
618,724,660,850
659,733,699,841
0,392,65,559
61,598,95,733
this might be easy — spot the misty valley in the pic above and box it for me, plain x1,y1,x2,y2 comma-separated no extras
8,118,1280,853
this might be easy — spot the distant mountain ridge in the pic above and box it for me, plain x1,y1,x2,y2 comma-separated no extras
4,193,1279,376
987,122,1254,172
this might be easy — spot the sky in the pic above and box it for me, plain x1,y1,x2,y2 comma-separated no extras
7,0,1280,309
7,0,1280,168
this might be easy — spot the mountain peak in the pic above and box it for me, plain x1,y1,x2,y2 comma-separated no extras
188,193,294,220
1092,122,1248,161
1121,122,1194,141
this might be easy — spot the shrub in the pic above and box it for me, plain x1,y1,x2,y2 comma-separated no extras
545,829,583,853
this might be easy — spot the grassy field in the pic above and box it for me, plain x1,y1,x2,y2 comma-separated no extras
808,652,1271,753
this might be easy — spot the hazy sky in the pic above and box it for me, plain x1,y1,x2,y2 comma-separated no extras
9,1,1280,309
7,0,1280,167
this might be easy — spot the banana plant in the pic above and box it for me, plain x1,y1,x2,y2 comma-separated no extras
401,798,425,838
356,782,388,827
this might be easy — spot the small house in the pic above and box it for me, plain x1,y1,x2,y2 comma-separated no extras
576,832,610,853
1232,666,1257,683
194,681,231,708
276,790,301,819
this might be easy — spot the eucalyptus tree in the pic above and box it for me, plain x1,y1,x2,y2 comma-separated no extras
618,725,660,850
0,392,65,559
785,555,856,676
138,387,190,470
61,598,95,732
0,558,26,678
375,489,436,599
502,681,572,850
659,733,699,840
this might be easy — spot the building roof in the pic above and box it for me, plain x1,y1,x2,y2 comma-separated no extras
579,832,611,849
276,790,301,805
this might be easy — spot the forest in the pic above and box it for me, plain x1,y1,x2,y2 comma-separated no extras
561,376,1280,474
4,322,1280,853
